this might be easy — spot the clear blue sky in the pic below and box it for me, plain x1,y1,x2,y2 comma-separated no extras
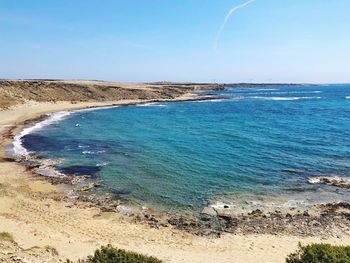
1,0,349,83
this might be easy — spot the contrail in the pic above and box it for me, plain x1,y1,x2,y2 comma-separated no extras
213,0,256,51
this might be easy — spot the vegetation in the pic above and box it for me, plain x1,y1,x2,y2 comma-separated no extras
70,245,162,263
0,232,14,242
286,243,350,263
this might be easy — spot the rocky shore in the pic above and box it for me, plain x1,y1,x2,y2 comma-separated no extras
17,153,350,240
308,176,350,189
59,187,350,238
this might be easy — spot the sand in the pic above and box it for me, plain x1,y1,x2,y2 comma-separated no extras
1,99,350,262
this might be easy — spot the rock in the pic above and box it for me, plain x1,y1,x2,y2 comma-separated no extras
310,220,321,227
100,206,116,212
286,213,292,218
303,211,310,217
158,219,169,227
167,216,202,232
308,176,350,189
201,207,217,217
78,182,100,192
249,209,263,216
116,205,134,216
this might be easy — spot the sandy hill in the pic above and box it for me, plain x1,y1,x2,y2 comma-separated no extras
0,80,223,109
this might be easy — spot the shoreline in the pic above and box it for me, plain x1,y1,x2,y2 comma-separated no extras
8,93,220,158
1,91,350,261
1,92,216,157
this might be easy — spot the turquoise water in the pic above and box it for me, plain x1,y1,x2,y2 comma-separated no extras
21,85,350,212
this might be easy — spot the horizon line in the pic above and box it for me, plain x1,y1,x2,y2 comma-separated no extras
1,78,349,85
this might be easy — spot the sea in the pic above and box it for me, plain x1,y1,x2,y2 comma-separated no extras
14,84,350,214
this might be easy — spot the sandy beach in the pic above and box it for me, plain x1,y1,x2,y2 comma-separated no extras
1,81,350,262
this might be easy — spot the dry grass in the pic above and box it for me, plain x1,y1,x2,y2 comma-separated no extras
0,232,14,242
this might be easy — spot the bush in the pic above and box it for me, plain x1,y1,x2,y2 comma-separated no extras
85,245,162,263
0,232,14,242
286,243,350,263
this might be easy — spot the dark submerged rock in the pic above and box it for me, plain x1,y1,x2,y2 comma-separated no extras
58,165,101,177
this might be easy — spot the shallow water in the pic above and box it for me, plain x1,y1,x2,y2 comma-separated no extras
19,84,350,213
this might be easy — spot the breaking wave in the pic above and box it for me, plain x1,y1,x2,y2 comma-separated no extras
137,102,167,107
308,176,350,189
13,111,71,157
249,96,321,101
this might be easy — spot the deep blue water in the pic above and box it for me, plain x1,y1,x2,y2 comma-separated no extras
21,85,350,212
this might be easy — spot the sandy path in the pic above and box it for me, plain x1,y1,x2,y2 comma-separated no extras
1,100,350,262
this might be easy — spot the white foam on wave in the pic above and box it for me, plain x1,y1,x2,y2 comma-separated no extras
209,202,235,209
230,96,245,100
346,96,350,99
253,88,279,91
82,150,106,155
96,162,109,167
137,102,167,107
82,150,94,155
308,177,322,184
263,91,322,95
196,98,225,103
250,96,322,101
225,88,279,92
308,176,350,187
74,105,120,113
12,104,122,158
13,111,71,157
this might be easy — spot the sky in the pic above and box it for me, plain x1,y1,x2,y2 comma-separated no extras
0,0,349,83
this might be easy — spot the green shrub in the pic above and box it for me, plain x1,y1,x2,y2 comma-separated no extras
85,245,162,263
286,243,350,263
0,232,14,242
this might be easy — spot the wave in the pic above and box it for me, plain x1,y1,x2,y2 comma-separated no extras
196,98,225,103
251,91,322,95
346,96,350,99
82,150,106,155
209,202,234,209
250,96,322,101
13,111,71,157
137,102,167,107
225,88,279,92
74,105,119,113
96,162,109,167
308,176,350,188
230,96,245,100
274,91,321,94
12,104,123,157
253,88,279,91
82,150,94,155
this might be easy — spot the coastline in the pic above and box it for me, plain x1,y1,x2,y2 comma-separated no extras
1,91,350,262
